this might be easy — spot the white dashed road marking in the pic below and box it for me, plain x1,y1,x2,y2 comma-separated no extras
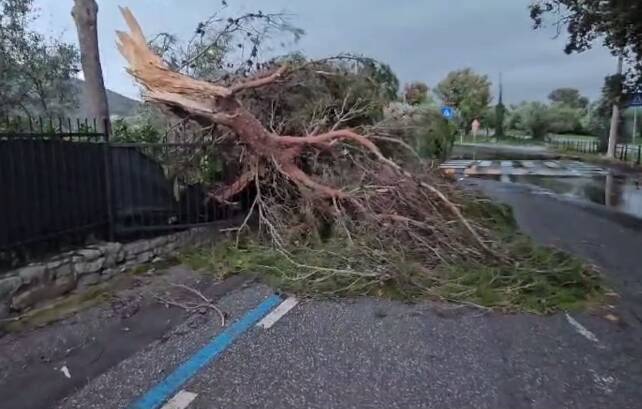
256,297,299,329
160,391,198,409
565,313,603,348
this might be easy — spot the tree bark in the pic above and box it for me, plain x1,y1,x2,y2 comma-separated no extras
606,54,623,159
72,0,110,134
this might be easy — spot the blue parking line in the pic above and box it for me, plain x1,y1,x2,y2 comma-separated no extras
128,294,283,409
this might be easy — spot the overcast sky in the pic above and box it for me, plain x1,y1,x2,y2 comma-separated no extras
33,0,618,104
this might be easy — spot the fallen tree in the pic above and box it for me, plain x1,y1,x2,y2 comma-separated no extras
118,7,488,242
116,8,602,310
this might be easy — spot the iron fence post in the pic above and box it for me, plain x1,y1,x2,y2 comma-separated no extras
637,145,641,165
102,118,115,241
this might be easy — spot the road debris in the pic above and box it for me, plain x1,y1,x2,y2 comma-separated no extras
60,365,71,379
154,283,227,326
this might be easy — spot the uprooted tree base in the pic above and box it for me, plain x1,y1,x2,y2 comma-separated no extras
116,8,604,313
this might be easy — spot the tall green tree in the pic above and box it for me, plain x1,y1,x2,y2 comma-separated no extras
435,68,492,133
548,88,589,109
515,101,551,140
0,0,79,117
530,0,642,83
547,104,583,134
404,81,429,105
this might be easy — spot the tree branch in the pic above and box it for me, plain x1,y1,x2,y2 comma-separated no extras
230,65,288,93
209,169,256,203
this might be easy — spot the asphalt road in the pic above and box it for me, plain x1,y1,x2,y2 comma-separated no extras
2,178,642,409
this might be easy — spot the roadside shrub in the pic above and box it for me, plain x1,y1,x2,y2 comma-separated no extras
112,117,162,143
382,103,456,160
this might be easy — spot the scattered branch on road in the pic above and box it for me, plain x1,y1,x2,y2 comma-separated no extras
153,283,226,326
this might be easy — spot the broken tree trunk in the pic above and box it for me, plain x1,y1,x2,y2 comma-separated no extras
116,8,393,197
72,0,111,134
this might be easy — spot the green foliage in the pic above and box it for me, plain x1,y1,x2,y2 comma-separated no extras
480,106,496,132
359,58,400,102
381,103,456,160
182,199,604,313
548,88,590,109
547,104,584,134
0,0,80,117
515,101,550,140
245,54,400,136
111,118,162,143
530,0,642,85
439,239,602,312
435,68,492,133
404,81,429,105
411,108,456,159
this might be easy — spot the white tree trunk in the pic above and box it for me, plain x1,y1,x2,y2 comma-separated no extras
72,0,110,134
606,55,623,159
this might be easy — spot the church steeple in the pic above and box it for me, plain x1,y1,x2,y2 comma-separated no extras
498,72,504,105
495,72,506,138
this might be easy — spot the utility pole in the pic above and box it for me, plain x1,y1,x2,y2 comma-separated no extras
607,54,624,158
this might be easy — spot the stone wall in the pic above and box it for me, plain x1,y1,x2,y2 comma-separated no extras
0,227,217,317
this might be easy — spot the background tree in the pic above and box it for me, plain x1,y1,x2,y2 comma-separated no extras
72,0,110,133
434,68,491,133
403,81,429,105
0,0,79,117
530,1,639,157
547,104,583,134
548,87,589,109
530,0,642,84
515,101,550,140
506,105,522,131
481,106,496,136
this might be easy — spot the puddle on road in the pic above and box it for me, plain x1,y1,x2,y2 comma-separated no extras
486,174,642,219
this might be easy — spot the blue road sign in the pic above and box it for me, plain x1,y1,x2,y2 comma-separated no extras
441,106,455,119
629,93,642,107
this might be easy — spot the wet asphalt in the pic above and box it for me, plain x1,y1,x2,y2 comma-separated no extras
2,177,642,409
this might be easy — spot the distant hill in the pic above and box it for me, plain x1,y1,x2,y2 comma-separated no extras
70,79,141,119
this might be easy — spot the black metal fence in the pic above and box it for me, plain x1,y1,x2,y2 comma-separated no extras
549,139,601,154
614,144,642,164
550,138,642,165
1,117,247,270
